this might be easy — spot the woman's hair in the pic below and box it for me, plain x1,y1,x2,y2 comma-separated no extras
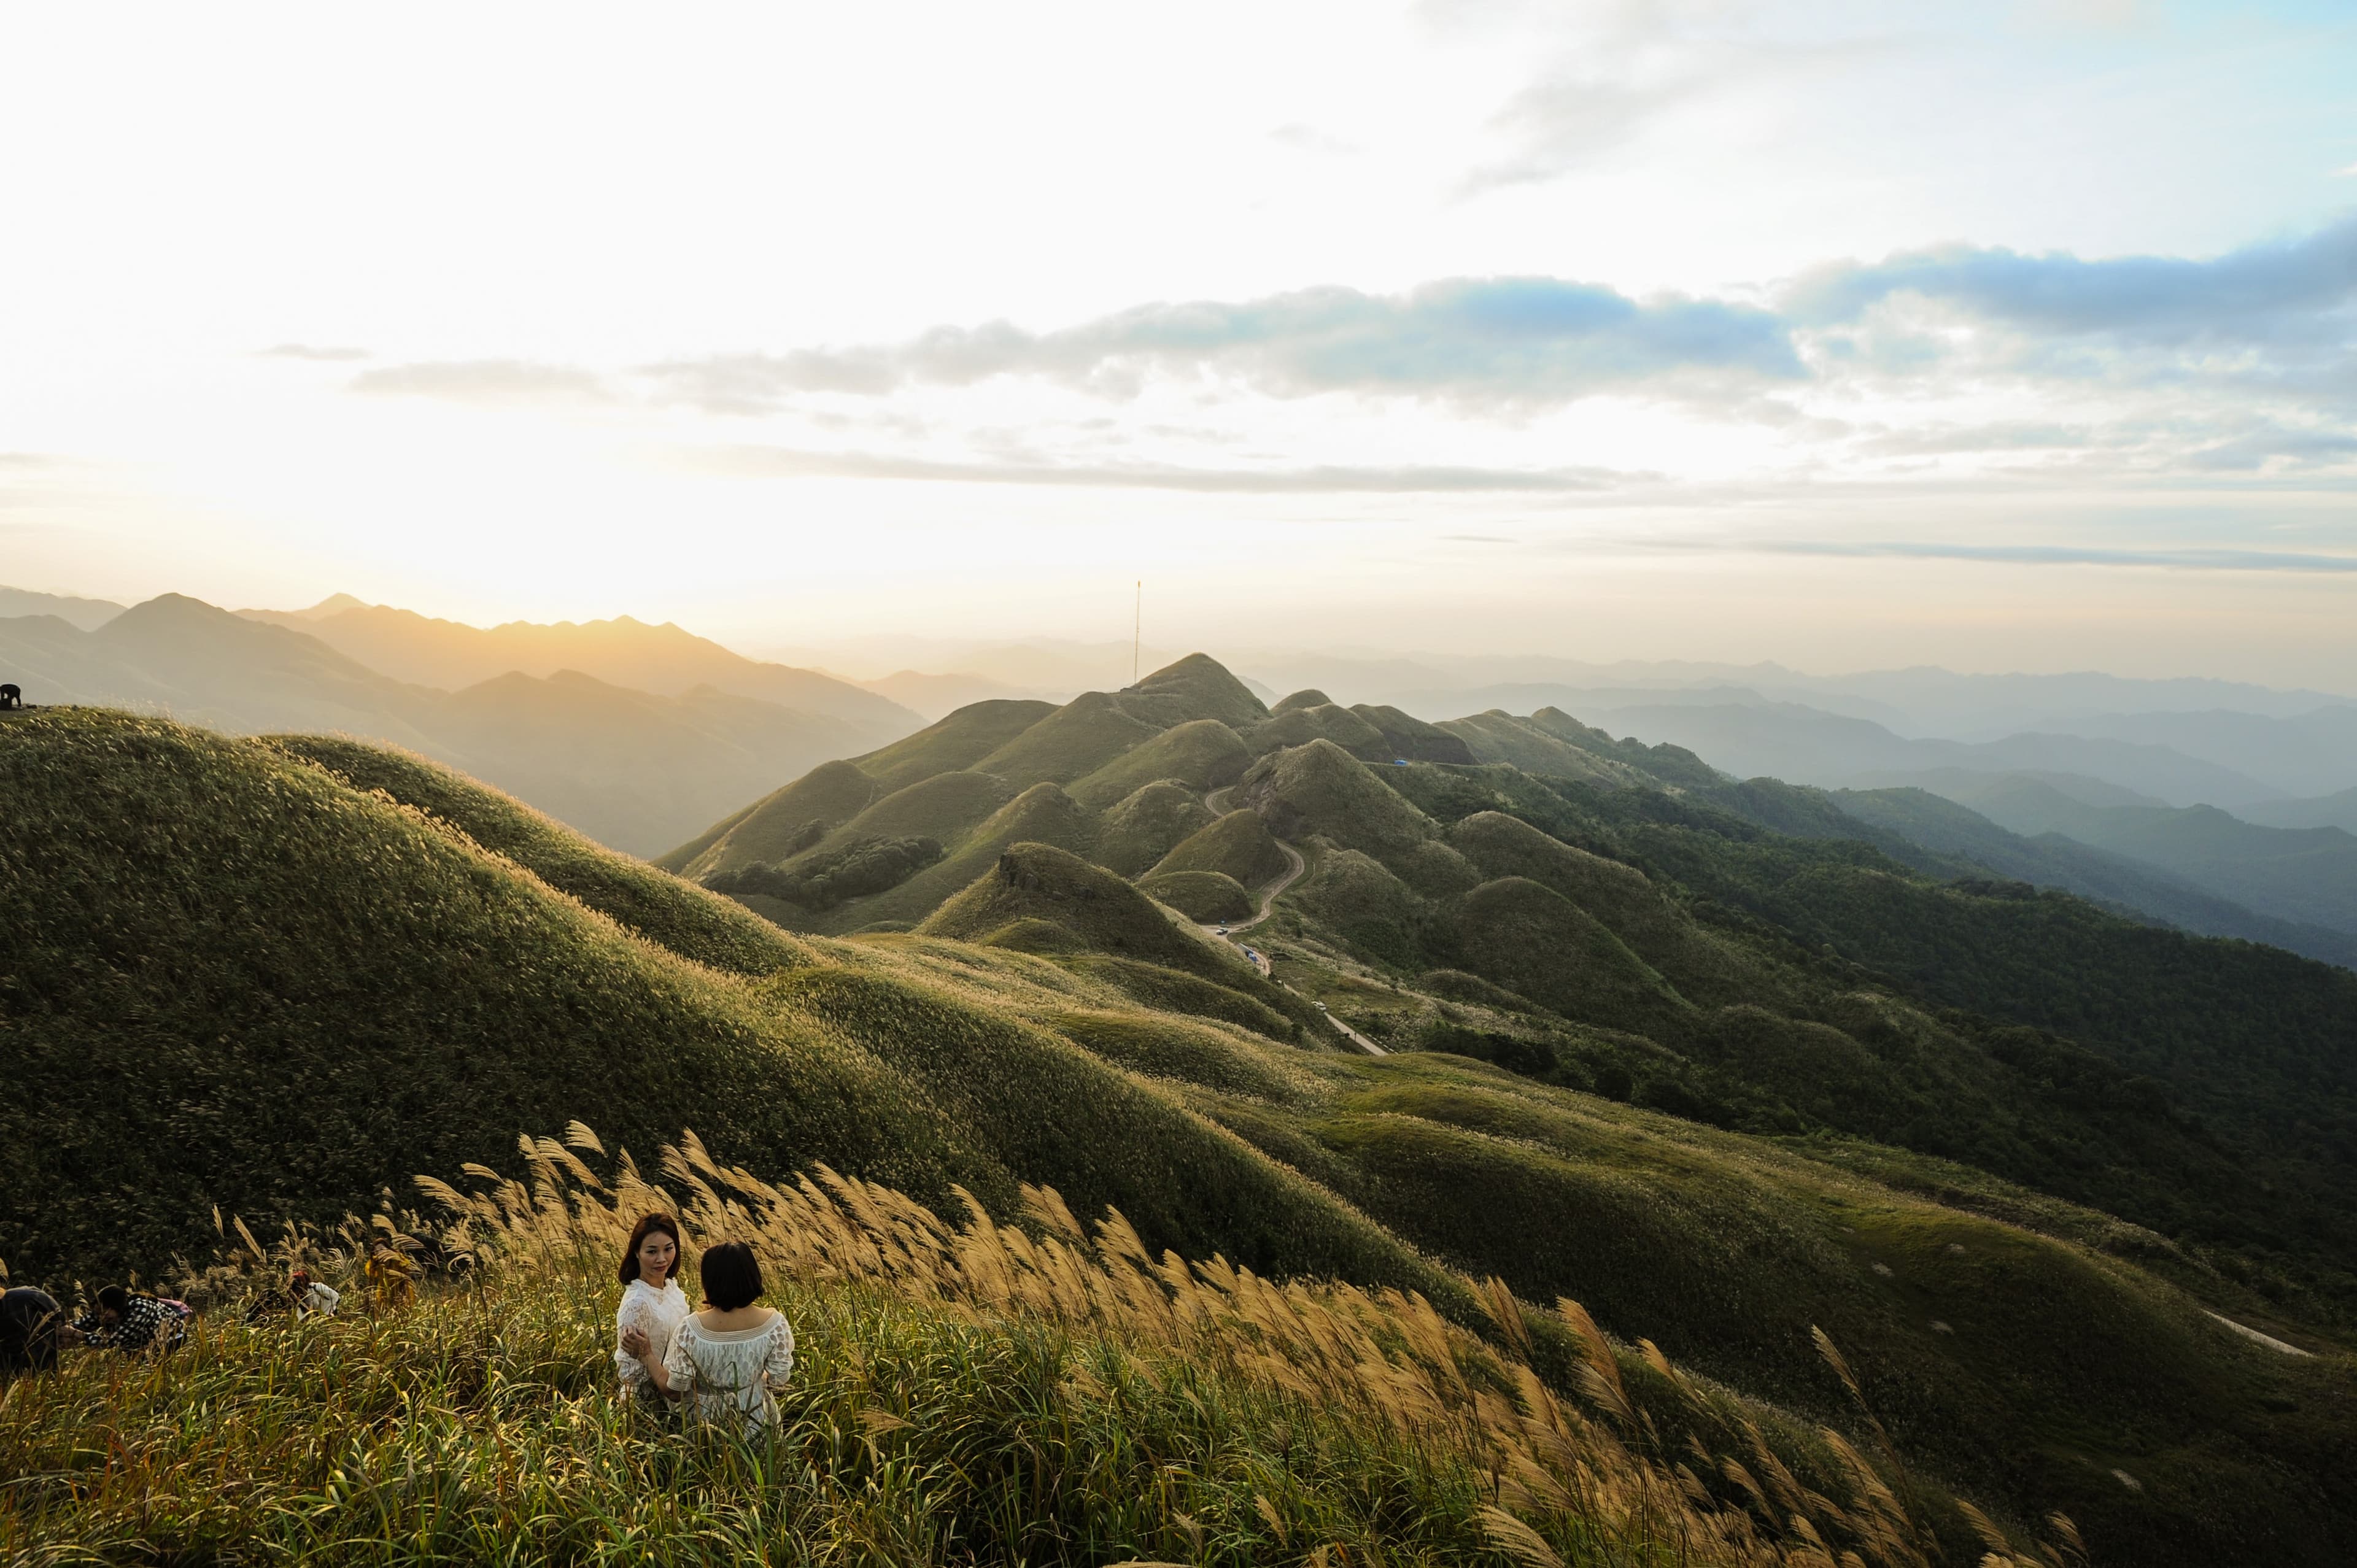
96,1285,130,1315
699,1242,763,1311
617,1213,683,1286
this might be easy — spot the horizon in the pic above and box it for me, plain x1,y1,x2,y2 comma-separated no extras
18,581,2357,703
6,2,2355,685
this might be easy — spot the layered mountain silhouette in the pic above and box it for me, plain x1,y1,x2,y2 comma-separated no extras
0,593,923,852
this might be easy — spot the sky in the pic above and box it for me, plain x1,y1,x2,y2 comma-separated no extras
2,1,2354,685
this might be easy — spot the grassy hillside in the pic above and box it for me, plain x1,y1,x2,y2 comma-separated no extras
972,691,1161,788
853,698,1056,794
918,841,1251,983
1093,780,1217,876
1,1135,2125,1568
1149,804,1291,886
1243,700,1388,757
1067,717,1250,808
1138,867,1255,922
656,757,881,878
10,706,2357,1564
0,709,981,1278
660,667,2357,1327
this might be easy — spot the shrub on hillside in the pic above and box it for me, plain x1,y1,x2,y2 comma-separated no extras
706,834,944,911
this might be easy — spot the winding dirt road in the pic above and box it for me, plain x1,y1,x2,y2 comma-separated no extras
1194,782,1383,1054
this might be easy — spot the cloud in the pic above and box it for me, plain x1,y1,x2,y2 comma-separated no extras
1736,539,2357,573
643,278,1802,412
2183,427,2357,471
685,444,1647,493
347,360,611,406
1784,216,2357,346
261,344,371,362
1268,122,1361,156
1460,69,1696,193
1849,422,2102,458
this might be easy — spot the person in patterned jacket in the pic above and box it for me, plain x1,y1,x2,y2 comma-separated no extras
66,1285,190,1353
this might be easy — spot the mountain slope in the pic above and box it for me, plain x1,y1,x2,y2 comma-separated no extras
1834,785,2357,967
10,706,2357,1565
1908,773,2357,936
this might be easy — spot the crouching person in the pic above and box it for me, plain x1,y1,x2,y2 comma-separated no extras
68,1285,191,1354
1,1286,67,1375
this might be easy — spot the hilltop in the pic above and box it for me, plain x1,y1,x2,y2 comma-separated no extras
7,703,2357,1562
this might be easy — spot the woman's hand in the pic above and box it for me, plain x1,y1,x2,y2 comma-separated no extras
621,1324,651,1359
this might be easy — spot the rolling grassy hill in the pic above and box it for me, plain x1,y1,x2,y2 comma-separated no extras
13,707,2357,1562
662,660,2357,1331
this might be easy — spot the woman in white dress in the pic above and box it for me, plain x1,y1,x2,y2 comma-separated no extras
613,1213,689,1416
620,1240,794,1438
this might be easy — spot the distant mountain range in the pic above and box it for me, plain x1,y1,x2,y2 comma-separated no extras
0,592,923,854
238,597,919,732
10,588,2353,941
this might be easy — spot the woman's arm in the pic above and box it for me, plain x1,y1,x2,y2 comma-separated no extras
763,1316,795,1391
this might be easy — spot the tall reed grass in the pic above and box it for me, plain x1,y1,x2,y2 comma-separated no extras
0,1126,2081,1567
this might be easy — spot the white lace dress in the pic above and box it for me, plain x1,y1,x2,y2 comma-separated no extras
613,1278,689,1405
661,1310,796,1436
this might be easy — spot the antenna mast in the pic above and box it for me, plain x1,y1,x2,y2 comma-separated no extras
1132,580,1141,687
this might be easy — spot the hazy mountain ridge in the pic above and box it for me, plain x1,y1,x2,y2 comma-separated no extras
0,593,922,854
0,585,127,631
239,596,921,731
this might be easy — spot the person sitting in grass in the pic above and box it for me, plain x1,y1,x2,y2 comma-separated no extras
612,1212,689,1415
1,1286,67,1374
246,1267,341,1324
620,1240,793,1437
66,1285,190,1354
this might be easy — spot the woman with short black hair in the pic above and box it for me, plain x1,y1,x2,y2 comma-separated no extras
621,1240,794,1435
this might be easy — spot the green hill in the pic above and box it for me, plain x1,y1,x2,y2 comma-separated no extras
11,705,2357,1564
654,758,879,876
1243,701,1389,757
1137,868,1254,922
972,690,1161,788
1148,806,1291,887
918,841,1250,982
1115,651,1270,730
1067,717,1250,808
1094,780,1218,876
854,698,1056,794
1438,709,1654,786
